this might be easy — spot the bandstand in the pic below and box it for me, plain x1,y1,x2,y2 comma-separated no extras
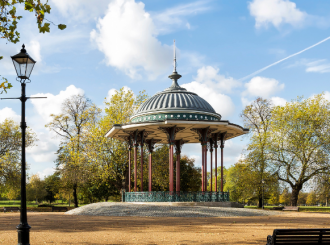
105,46,248,203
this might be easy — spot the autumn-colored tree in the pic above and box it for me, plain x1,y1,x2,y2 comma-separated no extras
241,97,274,207
269,94,330,206
44,173,60,204
78,88,148,198
26,174,47,203
1,0,66,93
47,94,101,207
279,188,291,205
306,191,317,206
298,192,308,206
0,119,36,197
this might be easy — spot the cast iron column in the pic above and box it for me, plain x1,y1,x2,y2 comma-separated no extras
17,83,30,245
146,139,156,192
139,131,145,191
175,140,184,192
220,133,226,192
212,133,219,192
159,126,184,192
209,139,214,192
131,130,139,192
205,145,208,191
128,136,132,192
201,145,204,191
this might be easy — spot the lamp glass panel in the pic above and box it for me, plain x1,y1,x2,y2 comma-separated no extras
12,57,35,79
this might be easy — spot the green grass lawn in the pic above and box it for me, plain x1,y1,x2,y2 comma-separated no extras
244,205,330,212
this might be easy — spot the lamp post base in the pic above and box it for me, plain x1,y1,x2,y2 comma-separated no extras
17,223,31,245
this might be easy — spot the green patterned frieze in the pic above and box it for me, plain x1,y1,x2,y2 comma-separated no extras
131,113,221,123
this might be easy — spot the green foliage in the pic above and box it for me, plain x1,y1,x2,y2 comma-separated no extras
26,174,47,203
306,191,317,206
269,94,330,206
0,0,66,93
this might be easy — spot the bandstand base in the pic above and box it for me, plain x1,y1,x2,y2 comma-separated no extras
127,201,244,208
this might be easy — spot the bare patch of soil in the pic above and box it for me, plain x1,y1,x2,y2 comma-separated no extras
1,212,330,244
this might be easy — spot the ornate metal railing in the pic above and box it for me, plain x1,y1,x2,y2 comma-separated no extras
124,191,229,202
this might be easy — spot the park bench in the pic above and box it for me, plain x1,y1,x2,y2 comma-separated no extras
283,206,299,211
266,229,330,244
3,207,20,213
271,207,284,210
51,206,68,212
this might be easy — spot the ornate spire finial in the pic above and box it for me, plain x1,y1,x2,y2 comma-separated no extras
173,40,177,72
21,44,26,53
164,40,186,92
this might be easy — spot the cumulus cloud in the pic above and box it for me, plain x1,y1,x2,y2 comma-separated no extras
181,66,239,118
243,76,285,98
90,0,172,80
0,107,21,123
26,85,84,163
37,167,56,180
106,86,132,101
50,0,110,22
248,0,307,29
271,96,287,106
30,85,84,124
194,66,241,93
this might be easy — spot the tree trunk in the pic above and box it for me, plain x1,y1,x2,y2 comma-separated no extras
290,186,301,206
73,185,78,208
258,196,262,208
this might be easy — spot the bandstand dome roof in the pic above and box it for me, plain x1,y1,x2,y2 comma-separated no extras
106,46,249,144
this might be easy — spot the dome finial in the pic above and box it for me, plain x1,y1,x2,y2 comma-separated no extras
173,40,177,73
165,40,186,92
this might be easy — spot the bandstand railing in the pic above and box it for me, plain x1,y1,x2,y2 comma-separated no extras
124,191,229,202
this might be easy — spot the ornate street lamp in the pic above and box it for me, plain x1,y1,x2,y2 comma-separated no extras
1,44,46,245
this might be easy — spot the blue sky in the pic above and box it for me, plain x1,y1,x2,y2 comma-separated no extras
1,0,330,178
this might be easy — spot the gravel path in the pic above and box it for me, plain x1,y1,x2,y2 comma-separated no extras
66,202,282,217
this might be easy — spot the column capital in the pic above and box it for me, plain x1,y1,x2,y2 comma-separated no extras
145,138,161,154
219,132,227,149
159,126,185,145
174,139,187,154
192,127,217,146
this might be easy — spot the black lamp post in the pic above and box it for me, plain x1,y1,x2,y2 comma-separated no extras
262,179,265,209
1,44,46,245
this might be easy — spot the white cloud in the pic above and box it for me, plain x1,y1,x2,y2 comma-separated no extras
30,85,84,124
50,0,110,22
0,107,20,123
243,76,285,98
153,1,211,34
90,0,172,80
305,59,330,73
248,0,307,29
37,167,56,180
322,91,330,101
106,86,132,101
26,85,84,163
181,66,238,118
271,96,287,106
182,82,235,119
194,66,241,93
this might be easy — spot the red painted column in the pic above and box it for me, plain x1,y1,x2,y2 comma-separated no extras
140,143,144,192
215,147,218,192
221,144,224,192
149,152,152,192
169,145,174,192
201,145,204,191
176,152,180,192
128,148,131,192
205,146,208,191
134,146,137,192
210,147,213,192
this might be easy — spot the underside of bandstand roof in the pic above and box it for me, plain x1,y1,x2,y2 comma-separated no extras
105,44,249,143
106,120,248,144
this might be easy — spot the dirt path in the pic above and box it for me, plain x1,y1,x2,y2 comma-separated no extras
1,212,330,244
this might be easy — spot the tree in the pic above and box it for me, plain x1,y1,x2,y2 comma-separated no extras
306,191,317,206
279,188,291,205
80,87,148,197
46,94,101,207
0,119,36,197
44,173,60,204
26,174,47,203
298,192,308,206
269,94,330,206
241,97,274,207
1,0,66,93
177,155,201,192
